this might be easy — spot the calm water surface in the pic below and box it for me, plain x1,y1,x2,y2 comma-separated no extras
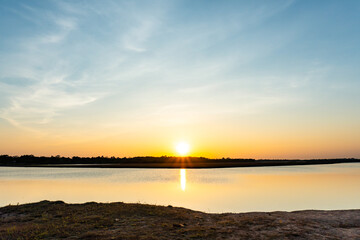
1,163,360,213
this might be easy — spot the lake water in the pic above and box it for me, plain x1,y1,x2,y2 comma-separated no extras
1,163,360,213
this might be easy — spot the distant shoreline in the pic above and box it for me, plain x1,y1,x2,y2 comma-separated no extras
0,155,359,168
1,201,360,239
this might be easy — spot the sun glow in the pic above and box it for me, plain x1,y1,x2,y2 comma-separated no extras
175,142,190,156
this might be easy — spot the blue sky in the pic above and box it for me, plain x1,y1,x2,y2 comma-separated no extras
0,0,359,158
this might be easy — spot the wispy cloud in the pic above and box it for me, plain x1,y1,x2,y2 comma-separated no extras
0,3,93,128
123,19,158,52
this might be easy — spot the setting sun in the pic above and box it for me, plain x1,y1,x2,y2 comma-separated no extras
175,142,190,156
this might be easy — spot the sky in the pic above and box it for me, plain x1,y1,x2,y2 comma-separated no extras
0,0,359,158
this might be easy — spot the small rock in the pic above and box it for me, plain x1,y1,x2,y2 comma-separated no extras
173,223,185,228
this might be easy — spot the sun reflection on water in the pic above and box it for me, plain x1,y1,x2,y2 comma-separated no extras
180,169,186,191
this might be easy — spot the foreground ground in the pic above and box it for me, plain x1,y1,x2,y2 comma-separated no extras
1,201,359,239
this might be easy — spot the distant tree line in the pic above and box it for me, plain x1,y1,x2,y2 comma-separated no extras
0,155,358,167
0,155,256,165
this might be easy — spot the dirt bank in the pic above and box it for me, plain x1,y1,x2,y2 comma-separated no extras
1,201,359,239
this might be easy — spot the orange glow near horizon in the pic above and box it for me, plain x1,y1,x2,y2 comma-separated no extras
0,121,360,159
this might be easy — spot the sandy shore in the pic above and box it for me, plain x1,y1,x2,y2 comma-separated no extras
1,201,360,239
